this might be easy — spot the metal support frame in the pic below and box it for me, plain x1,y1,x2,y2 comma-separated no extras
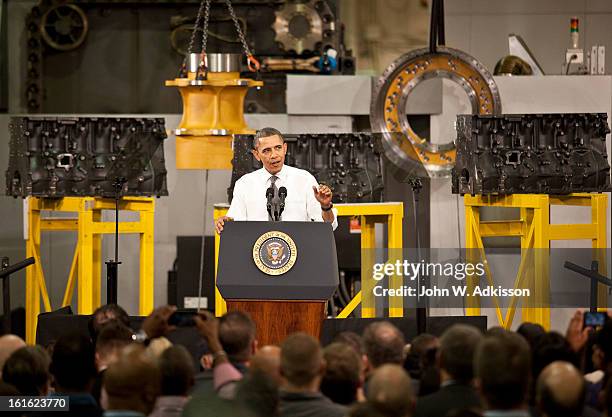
25,196,155,344
464,193,608,330
213,202,404,318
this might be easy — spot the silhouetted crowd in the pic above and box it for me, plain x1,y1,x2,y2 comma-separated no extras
0,306,610,417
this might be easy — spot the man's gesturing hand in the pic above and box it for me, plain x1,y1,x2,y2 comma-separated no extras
313,184,333,208
215,216,233,234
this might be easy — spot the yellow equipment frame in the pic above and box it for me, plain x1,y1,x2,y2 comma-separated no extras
213,202,404,318
464,193,608,330
25,196,155,344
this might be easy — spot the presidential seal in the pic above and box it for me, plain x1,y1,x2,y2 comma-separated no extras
252,231,297,276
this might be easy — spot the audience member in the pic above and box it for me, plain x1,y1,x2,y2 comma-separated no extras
88,304,130,344
218,311,258,372
2,345,50,395
536,361,585,417
279,332,346,417
475,330,531,414
251,345,282,384
92,322,133,404
363,321,405,372
236,369,280,417
414,324,483,417
321,342,362,405
0,334,26,376
46,332,100,417
367,364,414,417
149,345,194,417
403,333,439,395
517,323,546,350
103,344,161,417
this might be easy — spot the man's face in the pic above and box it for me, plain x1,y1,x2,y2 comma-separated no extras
252,134,287,174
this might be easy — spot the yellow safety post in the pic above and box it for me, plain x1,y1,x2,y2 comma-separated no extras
25,197,155,344
213,202,404,318
166,54,263,170
464,193,608,330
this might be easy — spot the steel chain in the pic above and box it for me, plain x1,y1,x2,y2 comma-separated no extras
201,0,211,56
224,0,253,57
186,0,206,55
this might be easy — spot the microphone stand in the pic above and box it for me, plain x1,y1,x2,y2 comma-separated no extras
266,186,275,222
407,176,427,335
106,177,126,305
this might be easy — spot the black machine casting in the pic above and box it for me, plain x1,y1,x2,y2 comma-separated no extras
452,113,611,195
230,133,384,204
6,117,168,198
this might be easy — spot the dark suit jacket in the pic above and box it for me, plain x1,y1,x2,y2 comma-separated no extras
414,382,482,417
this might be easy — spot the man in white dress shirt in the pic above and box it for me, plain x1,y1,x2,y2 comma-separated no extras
215,127,337,233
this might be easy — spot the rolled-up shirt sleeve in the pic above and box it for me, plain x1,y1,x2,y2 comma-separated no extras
226,178,247,221
306,176,338,231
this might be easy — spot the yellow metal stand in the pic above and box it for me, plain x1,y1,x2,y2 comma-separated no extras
213,202,404,318
25,197,155,344
464,193,608,329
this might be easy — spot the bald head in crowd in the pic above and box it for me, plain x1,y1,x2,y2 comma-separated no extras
281,333,324,390
363,321,405,369
251,345,282,383
537,361,585,417
367,364,413,417
0,335,25,376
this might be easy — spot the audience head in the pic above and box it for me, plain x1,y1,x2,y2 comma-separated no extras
517,322,545,349
95,321,133,371
349,402,389,417
2,345,50,395
89,304,130,342
475,330,531,410
439,324,483,383
321,342,362,405
104,344,160,415
404,333,438,378
333,331,365,356
159,345,194,396
236,369,280,417
50,332,97,393
0,335,26,376
532,331,578,381
218,311,257,363
536,361,585,417
250,345,282,384
280,333,324,390
367,364,413,417
363,321,405,370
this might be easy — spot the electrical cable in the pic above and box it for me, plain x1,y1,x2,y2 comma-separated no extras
565,54,577,75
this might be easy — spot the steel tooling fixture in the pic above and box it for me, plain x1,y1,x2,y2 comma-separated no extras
452,113,611,195
229,133,385,203
5,117,168,198
370,47,502,179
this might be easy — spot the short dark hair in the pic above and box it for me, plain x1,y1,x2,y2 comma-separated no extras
439,324,482,383
532,332,578,381
50,332,97,392
159,345,195,396
475,331,531,409
2,346,50,395
333,331,364,357
363,321,405,368
236,370,280,417
281,333,322,387
253,127,284,149
218,311,256,362
321,342,361,405
96,321,133,355
89,304,130,342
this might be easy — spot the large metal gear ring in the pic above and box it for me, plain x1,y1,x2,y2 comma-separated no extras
370,47,502,178
40,4,88,51
273,0,325,54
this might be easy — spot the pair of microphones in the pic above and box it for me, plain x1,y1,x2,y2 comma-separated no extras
266,186,287,222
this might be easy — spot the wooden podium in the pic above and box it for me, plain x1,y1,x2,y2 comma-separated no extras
217,221,338,346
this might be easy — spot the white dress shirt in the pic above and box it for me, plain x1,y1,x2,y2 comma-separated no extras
226,165,338,230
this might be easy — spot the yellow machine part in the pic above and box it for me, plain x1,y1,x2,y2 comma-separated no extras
166,71,263,169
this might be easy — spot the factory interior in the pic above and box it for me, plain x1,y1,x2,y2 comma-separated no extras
0,0,612,415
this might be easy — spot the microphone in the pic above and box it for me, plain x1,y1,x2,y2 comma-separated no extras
266,186,275,221
278,186,287,220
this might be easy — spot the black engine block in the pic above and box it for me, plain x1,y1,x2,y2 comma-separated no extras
452,113,611,195
230,133,384,203
6,117,168,198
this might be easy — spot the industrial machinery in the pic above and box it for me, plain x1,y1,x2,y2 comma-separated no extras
452,113,611,195
229,133,385,203
5,117,168,198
